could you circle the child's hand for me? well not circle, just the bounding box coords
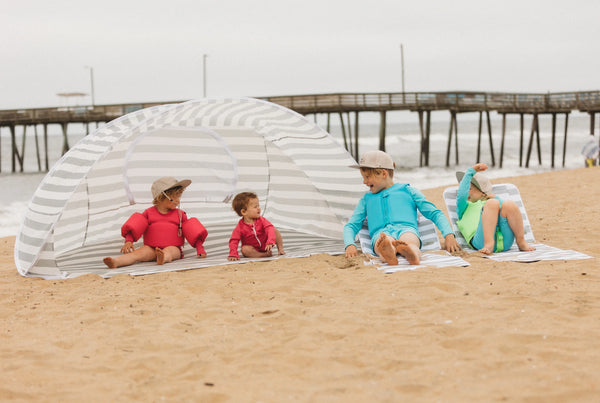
[265,244,274,252]
[198,253,207,258]
[228,256,239,261]
[444,234,461,253]
[472,163,488,172]
[345,245,358,258]
[121,241,134,254]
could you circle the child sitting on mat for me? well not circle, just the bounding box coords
[456,163,535,254]
[103,177,207,269]
[344,150,460,265]
[227,192,285,261]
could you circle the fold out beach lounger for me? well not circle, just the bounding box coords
[357,212,470,273]
[442,183,592,263]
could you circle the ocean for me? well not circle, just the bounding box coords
[1,111,594,238]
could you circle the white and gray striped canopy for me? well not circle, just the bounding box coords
[15,98,367,278]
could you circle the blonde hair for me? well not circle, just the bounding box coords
[152,186,184,206]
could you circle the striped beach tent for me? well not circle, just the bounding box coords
[15,98,367,279]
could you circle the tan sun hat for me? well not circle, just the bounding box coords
[151,177,191,200]
[351,150,396,169]
[456,171,492,194]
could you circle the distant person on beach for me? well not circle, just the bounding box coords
[344,150,460,265]
[227,192,285,261]
[581,134,599,167]
[455,163,535,255]
[103,177,208,269]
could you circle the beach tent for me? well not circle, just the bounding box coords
[15,98,367,279]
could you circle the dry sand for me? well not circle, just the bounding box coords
[1,167,599,402]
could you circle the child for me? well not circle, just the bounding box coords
[228,192,285,261]
[344,150,460,265]
[456,163,535,254]
[103,177,208,269]
[581,134,599,167]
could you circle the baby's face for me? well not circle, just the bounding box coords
[242,198,261,219]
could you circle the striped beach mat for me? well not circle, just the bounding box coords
[357,212,470,272]
[443,184,592,262]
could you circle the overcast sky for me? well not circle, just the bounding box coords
[2,0,599,109]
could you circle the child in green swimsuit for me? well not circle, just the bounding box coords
[456,163,535,254]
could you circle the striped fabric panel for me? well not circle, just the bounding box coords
[15,105,175,276]
[381,252,470,273]
[482,243,591,263]
[16,98,367,278]
[443,184,591,262]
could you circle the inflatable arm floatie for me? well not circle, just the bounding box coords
[121,212,148,243]
[182,218,208,256]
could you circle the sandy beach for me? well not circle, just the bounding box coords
[1,167,599,402]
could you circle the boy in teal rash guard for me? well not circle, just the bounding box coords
[344,150,461,265]
[456,163,535,254]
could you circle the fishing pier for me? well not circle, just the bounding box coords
[1,91,599,173]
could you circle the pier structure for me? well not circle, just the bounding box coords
[1,91,599,173]
[263,91,600,168]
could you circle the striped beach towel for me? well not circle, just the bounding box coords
[443,184,592,262]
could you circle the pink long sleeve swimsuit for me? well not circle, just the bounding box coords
[228,216,276,258]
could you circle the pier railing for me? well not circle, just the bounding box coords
[0,101,175,125]
[1,91,599,125]
[262,91,600,114]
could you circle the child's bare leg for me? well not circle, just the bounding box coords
[480,198,500,254]
[392,232,421,265]
[156,246,182,265]
[275,228,285,255]
[241,245,272,258]
[374,232,398,265]
[103,245,156,269]
[500,201,536,251]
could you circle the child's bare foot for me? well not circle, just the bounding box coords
[156,247,165,265]
[376,233,398,265]
[517,240,535,252]
[392,240,420,265]
[103,257,117,269]
[478,245,494,255]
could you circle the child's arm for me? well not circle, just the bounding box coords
[228,224,242,261]
[457,167,478,219]
[408,187,461,252]
[181,214,208,257]
[343,197,367,257]
[261,217,277,249]
[120,212,149,253]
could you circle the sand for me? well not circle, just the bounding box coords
[1,167,599,402]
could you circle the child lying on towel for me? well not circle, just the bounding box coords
[103,177,208,269]
[456,163,535,255]
[344,150,460,265]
